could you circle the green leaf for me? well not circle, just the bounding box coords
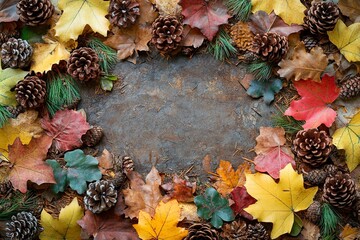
[20,25,48,44]
[247,78,283,105]
[194,187,235,228]
[46,160,67,193]
[290,214,303,236]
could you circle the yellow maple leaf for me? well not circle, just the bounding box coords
[0,111,43,159]
[328,20,360,62]
[244,164,318,239]
[213,160,251,196]
[251,0,306,25]
[40,198,84,240]
[53,0,110,43]
[332,111,360,171]
[133,200,188,240]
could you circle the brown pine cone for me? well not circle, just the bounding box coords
[221,219,247,240]
[84,180,118,214]
[82,126,103,147]
[322,172,357,209]
[6,105,25,118]
[17,0,54,26]
[301,34,319,52]
[0,181,13,197]
[184,223,219,240]
[15,76,46,109]
[253,32,288,63]
[292,128,332,167]
[67,47,101,82]
[6,211,42,240]
[303,168,328,186]
[339,75,360,100]
[122,156,135,174]
[247,223,269,240]
[304,1,340,35]
[108,0,140,28]
[230,21,254,52]
[0,22,20,46]
[304,200,321,224]
[1,38,33,68]
[151,15,183,54]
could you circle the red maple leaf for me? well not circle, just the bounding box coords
[285,75,340,129]
[41,110,90,152]
[230,186,256,220]
[179,0,230,41]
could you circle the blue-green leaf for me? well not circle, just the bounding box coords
[247,78,283,105]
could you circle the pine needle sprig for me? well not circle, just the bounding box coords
[247,61,273,81]
[272,112,303,135]
[225,0,252,21]
[87,37,118,74]
[320,203,340,240]
[208,29,238,61]
[0,105,11,128]
[0,191,40,220]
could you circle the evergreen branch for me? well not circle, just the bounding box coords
[0,106,11,128]
[247,61,273,81]
[208,29,238,61]
[0,191,40,220]
[320,203,340,240]
[225,0,252,21]
[272,112,303,135]
[87,37,118,74]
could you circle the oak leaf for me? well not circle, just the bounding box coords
[8,136,55,193]
[328,20,360,62]
[41,110,90,152]
[332,111,360,171]
[244,164,318,239]
[338,0,360,25]
[161,175,196,202]
[53,0,110,43]
[133,200,188,240]
[213,160,251,196]
[284,75,340,129]
[179,0,230,41]
[230,186,256,220]
[40,198,84,240]
[278,43,328,82]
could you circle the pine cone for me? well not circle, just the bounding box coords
[247,223,269,240]
[108,0,140,28]
[323,164,338,177]
[301,34,319,51]
[303,168,328,186]
[84,180,118,213]
[184,223,219,240]
[253,32,288,63]
[1,38,33,68]
[230,21,254,52]
[292,128,332,167]
[304,200,321,224]
[82,126,103,147]
[304,1,340,35]
[17,0,54,26]
[221,220,247,240]
[340,75,360,100]
[0,181,13,196]
[122,156,135,174]
[0,22,19,46]
[6,211,42,240]
[322,172,357,209]
[6,105,25,118]
[15,76,46,109]
[151,15,183,54]
[67,47,101,82]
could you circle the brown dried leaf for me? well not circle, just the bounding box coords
[161,175,196,202]
[180,25,205,48]
[299,220,320,240]
[155,0,181,16]
[254,127,286,155]
[96,149,114,176]
[340,224,360,240]
[338,0,360,23]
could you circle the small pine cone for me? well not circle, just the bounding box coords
[0,181,13,196]
[15,76,46,109]
[151,15,183,54]
[292,128,332,167]
[122,156,134,174]
[304,1,340,35]
[322,172,357,209]
[303,169,328,186]
[84,180,118,214]
[247,223,269,240]
[339,75,360,100]
[301,34,319,51]
[1,38,33,68]
[108,0,140,28]
[6,211,42,240]
[230,21,254,52]
[304,200,321,224]
[221,220,247,240]
[323,164,338,177]
[0,22,20,46]
[67,47,101,82]
[253,32,288,63]
[6,105,25,118]
[82,126,103,147]
[17,0,54,26]
[184,223,219,240]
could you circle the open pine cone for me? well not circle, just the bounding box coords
[230,22,254,52]
[1,38,33,68]
[67,47,101,82]
[6,212,42,240]
[221,219,247,240]
[0,23,19,46]
[82,126,103,147]
[15,76,46,109]
[84,180,118,213]
[184,223,219,240]
[340,75,360,100]
[253,32,288,63]
[108,0,140,28]
[17,0,54,26]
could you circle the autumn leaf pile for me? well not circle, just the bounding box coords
[0,0,360,239]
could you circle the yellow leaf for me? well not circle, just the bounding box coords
[133,200,188,240]
[251,0,306,25]
[244,164,318,239]
[332,111,360,171]
[40,198,84,240]
[178,202,199,221]
[0,111,43,159]
[328,20,360,62]
[155,0,181,16]
[340,224,360,240]
[54,0,110,43]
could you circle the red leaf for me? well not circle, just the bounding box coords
[230,186,256,220]
[161,175,196,202]
[41,110,90,152]
[179,0,230,41]
[284,75,340,129]
[8,136,55,193]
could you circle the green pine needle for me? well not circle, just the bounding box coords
[208,29,238,61]
[0,105,11,128]
[247,61,273,81]
[225,0,252,21]
[320,203,340,239]
[0,191,40,220]
[87,37,117,74]
[272,112,304,135]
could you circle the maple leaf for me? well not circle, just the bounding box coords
[178,203,199,221]
[40,198,84,240]
[41,110,90,152]
[179,0,230,41]
[248,11,303,37]
[8,136,55,193]
[284,75,340,129]
[338,0,360,23]
[328,20,360,62]
[53,0,110,43]
[251,0,306,25]
[278,43,328,82]
[161,175,196,203]
[78,210,139,240]
[332,111,360,171]
[123,167,163,218]
[0,0,19,22]
[339,224,360,240]
[244,164,318,239]
[213,160,251,196]
[230,186,256,220]
[133,200,188,240]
